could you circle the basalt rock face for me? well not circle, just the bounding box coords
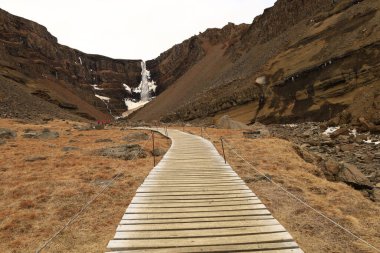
[0,8,142,119]
[131,0,380,126]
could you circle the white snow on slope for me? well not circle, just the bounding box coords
[124,99,149,110]
[364,139,380,145]
[91,84,104,90]
[323,126,340,135]
[95,94,110,102]
[123,83,132,93]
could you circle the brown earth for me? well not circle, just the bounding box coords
[0,119,170,252]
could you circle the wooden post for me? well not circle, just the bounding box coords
[220,137,226,164]
[201,127,203,137]
[152,131,156,166]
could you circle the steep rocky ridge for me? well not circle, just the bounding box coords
[0,8,142,120]
[130,0,380,126]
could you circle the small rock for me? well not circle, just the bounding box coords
[124,132,149,142]
[324,159,340,175]
[22,129,59,139]
[73,124,93,131]
[25,156,48,162]
[0,128,17,139]
[340,144,355,152]
[152,148,166,157]
[62,146,80,152]
[372,188,380,202]
[95,138,113,143]
[97,144,147,160]
[95,124,105,130]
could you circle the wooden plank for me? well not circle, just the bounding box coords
[129,199,262,208]
[120,215,275,225]
[107,243,300,253]
[107,243,301,253]
[114,225,286,239]
[125,204,266,213]
[135,189,252,196]
[136,185,249,192]
[107,232,294,250]
[122,209,271,219]
[132,192,256,200]
[118,218,279,229]
[130,196,258,203]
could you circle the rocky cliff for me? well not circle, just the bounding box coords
[130,0,380,127]
[0,8,142,120]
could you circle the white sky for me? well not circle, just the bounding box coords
[0,0,276,60]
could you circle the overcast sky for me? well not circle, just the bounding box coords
[0,0,276,60]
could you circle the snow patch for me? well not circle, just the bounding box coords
[349,129,357,137]
[91,84,104,90]
[323,126,340,135]
[363,139,380,145]
[124,99,149,110]
[78,57,82,65]
[95,94,110,102]
[123,83,132,93]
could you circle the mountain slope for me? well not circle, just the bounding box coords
[0,8,142,120]
[130,0,380,126]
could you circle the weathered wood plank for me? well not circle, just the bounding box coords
[118,218,279,229]
[107,244,301,253]
[129,199,262,207]
[122,209,271,219]
[114,225,286,239]
[107,232,294,250]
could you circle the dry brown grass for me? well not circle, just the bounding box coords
[182,126,380,253]
[0,119,170,253]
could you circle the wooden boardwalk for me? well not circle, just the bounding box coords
[107,129,303,252]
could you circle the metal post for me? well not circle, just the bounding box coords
[220,137,226,164]
[152,130,156,166]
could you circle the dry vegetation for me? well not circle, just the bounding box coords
[183,126,380,253]
[0,119,170,253]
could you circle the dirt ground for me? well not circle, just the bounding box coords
[184,126,380,253]
[0,119,170,253]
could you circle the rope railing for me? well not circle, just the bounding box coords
[201,128,380,253]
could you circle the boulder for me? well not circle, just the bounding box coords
[216,115,250,130]
[97,144,147,160]
[0,128,17,139]
[124,132,149,142]
[336,163,372,189]
[330,127,349,139]
[358,117,380,134]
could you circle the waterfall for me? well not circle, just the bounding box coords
[140,61,150,102]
